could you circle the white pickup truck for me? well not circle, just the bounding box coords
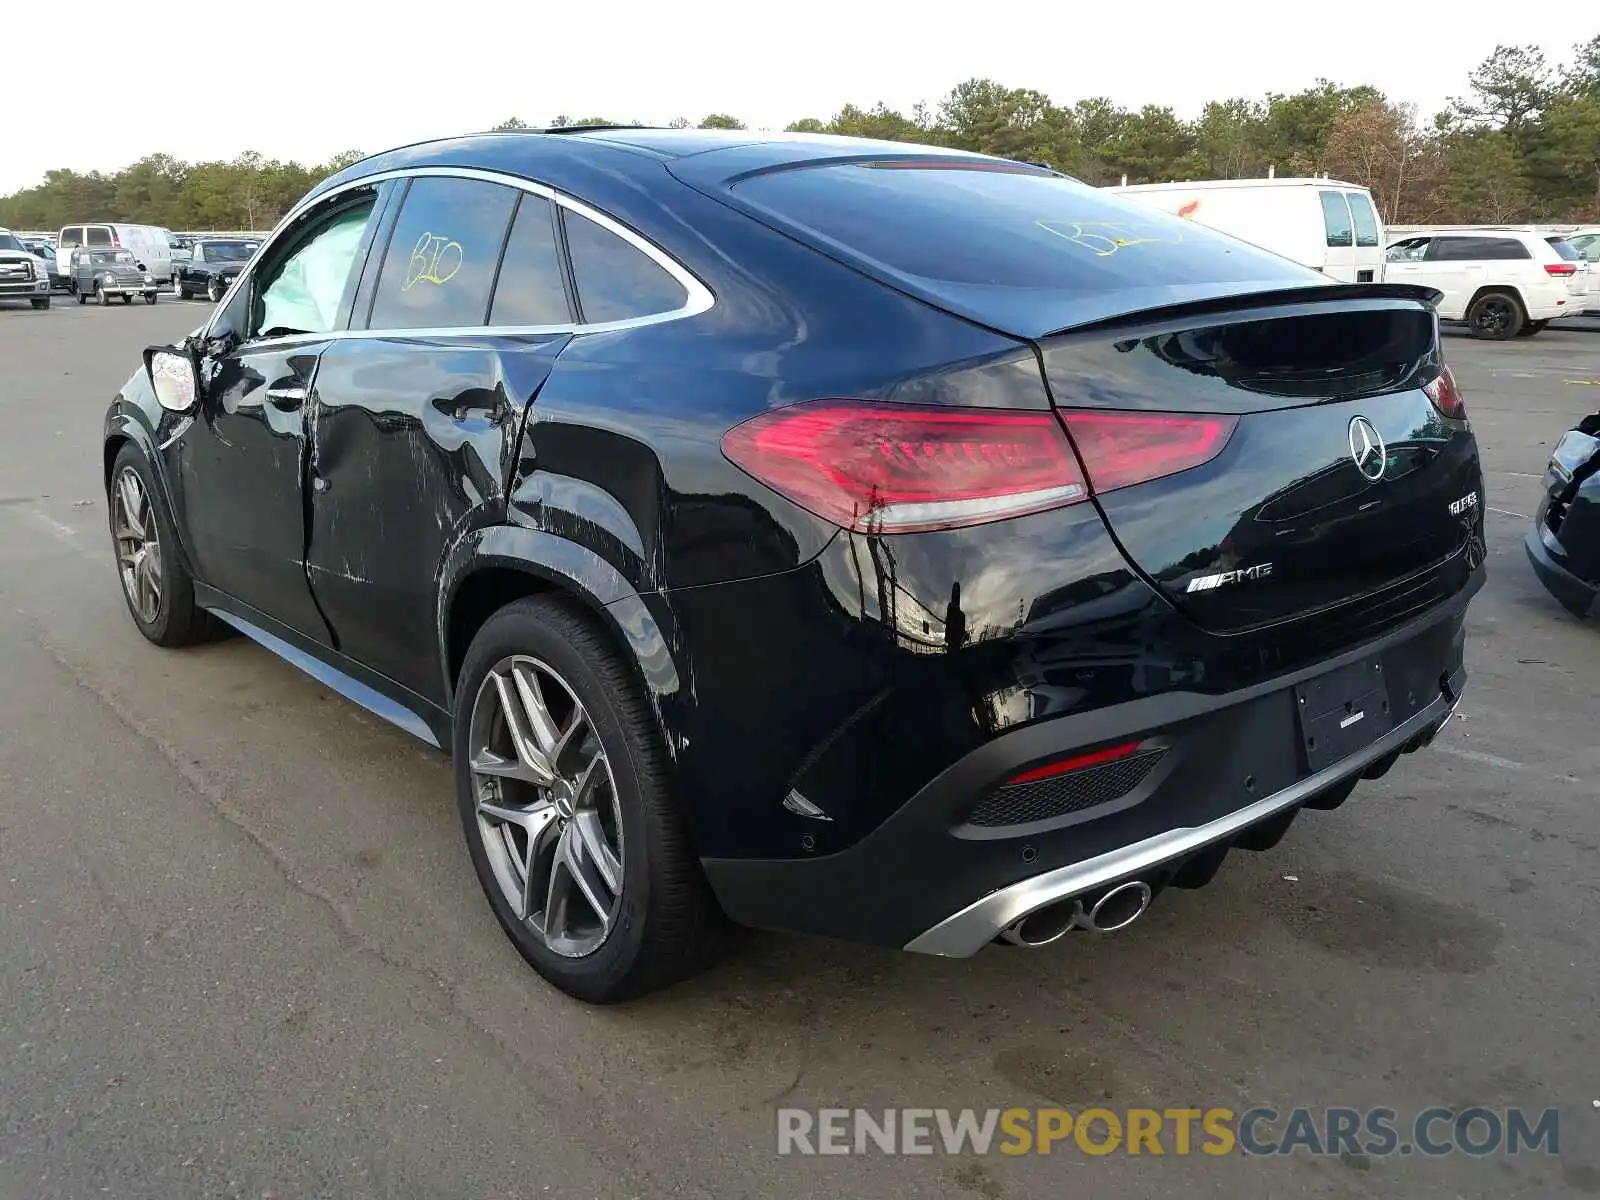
[0,227,52,309]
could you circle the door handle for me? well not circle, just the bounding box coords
[265,384,306,410]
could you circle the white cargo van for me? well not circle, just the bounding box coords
[1106,178,1387,283]
[55,223,175,285]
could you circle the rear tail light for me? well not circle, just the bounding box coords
[720,401,1087,533]
[1424,365,1467,420]
[1057,410,1237,494]
[721,401,1236,533]
[109,229,121,247]
[1545,263,1577,277]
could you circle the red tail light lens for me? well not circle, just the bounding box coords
[1424,365,1467,420]
[1545,263,1577,277]
[720,400,1088,533]
[1057,410,1237,494]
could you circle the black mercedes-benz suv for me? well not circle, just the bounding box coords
[104,129,1485,1002]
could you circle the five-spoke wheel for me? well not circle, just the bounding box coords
[469,655,625,959]
[112,465,162,624]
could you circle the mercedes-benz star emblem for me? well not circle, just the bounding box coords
[1348,416,1386,482]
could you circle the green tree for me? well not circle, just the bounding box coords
[1447,44,1555,136]
[785,117,826,133]
[1437,131,1534,222]
[491,117,530,130]
[698,114,745,129]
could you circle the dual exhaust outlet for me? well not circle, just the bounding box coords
[1000,880,1153,948]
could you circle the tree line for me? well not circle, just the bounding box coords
[3,37,1598,232]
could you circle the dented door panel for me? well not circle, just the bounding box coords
[305,332,570,701]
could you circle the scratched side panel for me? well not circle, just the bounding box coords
[305,333,568,702]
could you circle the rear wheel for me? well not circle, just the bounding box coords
[107,444,219,647]
[1516,319,1549,337]
[77,289,87,305]
[453,596,729,1003]
[1466,291,1523,340]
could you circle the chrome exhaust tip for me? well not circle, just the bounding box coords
[1000,898,1083,947]
[1079,880,1153,934]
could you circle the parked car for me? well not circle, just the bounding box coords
[1566,228,1600,313]
[72,247,160,304]
[0,226,52,308]
[1106,177,1387,283]
[168,233,195,262]
[172,238,259,300]
[57,223,175,285]
[1527,412,1600,618]
[104,129,1484,1002]
[1385,229,1588,338]
[21,239,70,290]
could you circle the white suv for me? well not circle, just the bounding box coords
[1384,229,1589,339]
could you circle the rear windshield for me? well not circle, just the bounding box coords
[1547,238,1580,261]
[731,163,1311,297]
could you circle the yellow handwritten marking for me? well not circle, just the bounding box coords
[1563,379,1600,386]
[1037,220,1174,257]
[403,232,463,290]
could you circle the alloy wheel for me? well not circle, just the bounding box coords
[468,655,624,958]
[1473,298,1512,335]
[112,466,162,623]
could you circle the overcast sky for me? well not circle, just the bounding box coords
[3,0,1589,195]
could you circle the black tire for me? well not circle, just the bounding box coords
[206,277,221,303]
[97,282,111,306]
[174,277,187,299]
[453,596,729,1003]
[107,443,220,648]
[30,296,49,309]
[77,289,87,305]
[1515,320,1549,337]
[121,293,132,304]
[144,291,158,305]
[1466,290,1524,340]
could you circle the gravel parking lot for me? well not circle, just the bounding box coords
[2,298,1598,1199]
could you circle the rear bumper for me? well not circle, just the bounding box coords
[703,587,1473,953]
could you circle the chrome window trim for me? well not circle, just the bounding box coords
[205,165,715,351]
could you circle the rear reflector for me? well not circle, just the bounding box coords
[1545,263,1577,277]
[1424,365,1467,420]
[1008,741,1143,784]
[720,400,1088,533]
[1057,410,1237,494]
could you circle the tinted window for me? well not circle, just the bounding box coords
[1432,237,1531,262]
[564,210,687,323]
[1387,238,1430,262]
[368,176,517,330]
[59,227,83,248]
[733,164,1308,297]
[202,240,256,262]
[0,232,23,252]
[1547,238,1580,261]
[1347,193,1380,247]
[252,197,375,338]
[488,195,571,326]
[86,226,112,246]
[1318,192,1353,247]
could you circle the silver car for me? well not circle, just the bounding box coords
[71,248,160,305]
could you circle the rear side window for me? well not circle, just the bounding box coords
[1318,192,1353,247]
[1547,238,1580,261]
[732,163,1305,296]
[1347,194,1380,247]
[86,226,112,246]
[1431,237,1531,262]
[488,195,571,326]
[60,227,83,248]
[564,210,687,323]
[368,176,518,330]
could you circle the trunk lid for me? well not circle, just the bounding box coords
[1039,290,1483,633]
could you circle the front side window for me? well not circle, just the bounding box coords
[1387,238,1430,262]
[251,196,376,339]
[1347,193,1380,247]
[367,176,518,330]
[488,194,571,326]
[86,226,112,246]
[1318,191,1353,248]
[564,210,688,323]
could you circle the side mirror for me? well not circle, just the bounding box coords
[144,346,200,413]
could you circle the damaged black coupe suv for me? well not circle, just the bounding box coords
[104,129,1485,1001]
